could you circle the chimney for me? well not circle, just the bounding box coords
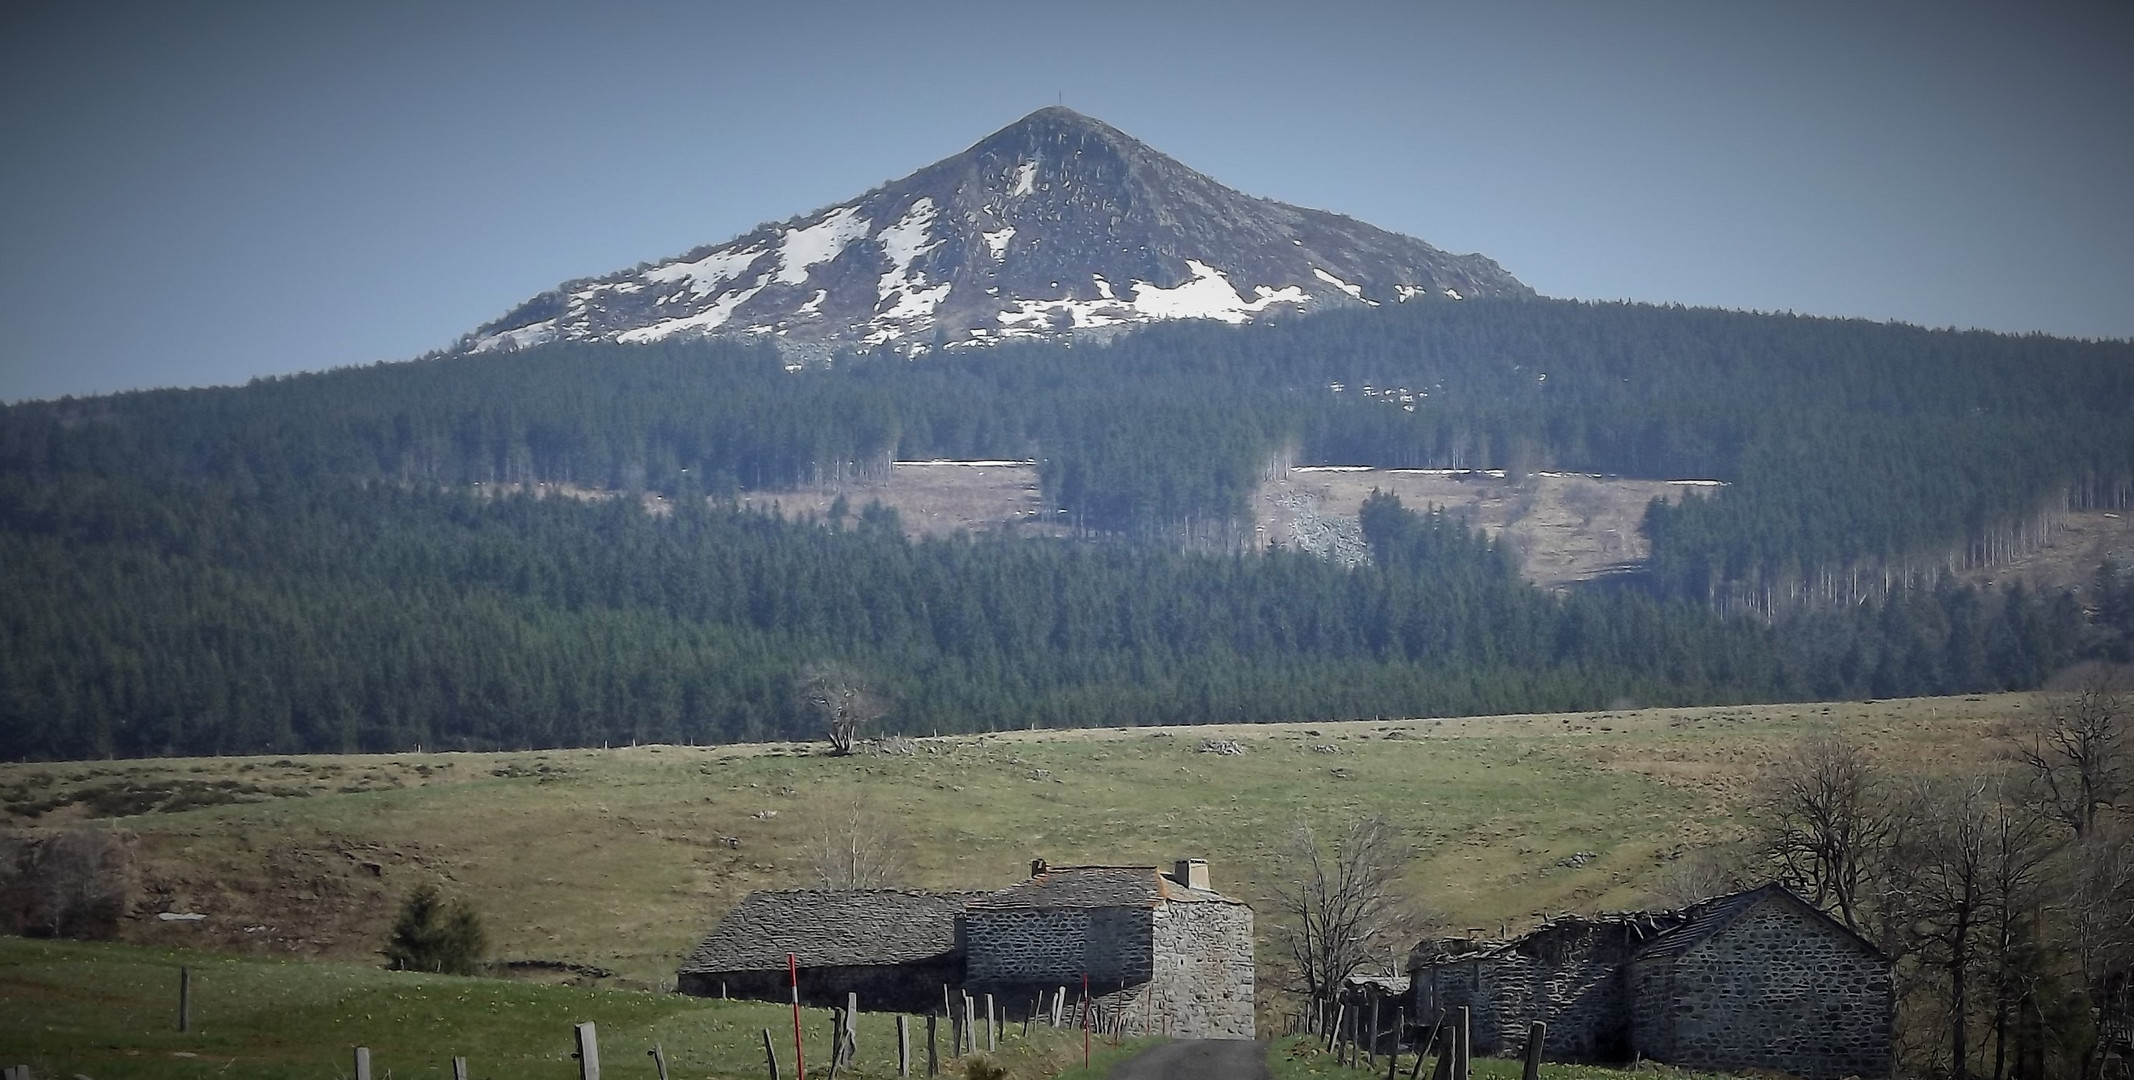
[1173,858,1210,891]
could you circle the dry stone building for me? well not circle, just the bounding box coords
[1409,883,1890,1080]
[1629,884,1892,1080]
[676,889,983,1012]
[964,860,1255,1039]
[677,858,1254,1038]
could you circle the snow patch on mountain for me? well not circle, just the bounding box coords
[777,206,868,285]
[983,226,1015,259]
[1132,261,1309,323]
[645,246,768,298]
[620,274,770,343]
[453,107,1532,357]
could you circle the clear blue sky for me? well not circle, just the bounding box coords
[3,0,2129,402]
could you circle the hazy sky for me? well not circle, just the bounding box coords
[3,0,2129,402]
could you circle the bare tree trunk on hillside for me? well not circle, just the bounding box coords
[2009,677,2129,839]
[1758,734,1894,933]
[797,661,888,756]
[805,797,910,889]
[1269,816,1421,1024]
[26,829,134,940]
[2067,819,2134,1080]
[1890,776,2058,1080]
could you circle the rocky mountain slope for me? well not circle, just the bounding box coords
[460,107,1532,356]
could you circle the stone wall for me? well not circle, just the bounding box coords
[963,902,1253,1039]
[1631,897,1891,1080]
[1412,921,1648,1061]
[965,907,1153,987]
[1149,901,1255,1039]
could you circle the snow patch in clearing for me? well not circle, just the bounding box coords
[1010,161,1037,196]
[776,206,869,285]
[1668,479,1728,487]
[1443,287,1464,300]
[796,290,827,317]
[1394,284,1422,302]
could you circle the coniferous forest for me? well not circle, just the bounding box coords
[2,298,2131,759]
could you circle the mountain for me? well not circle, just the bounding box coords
[459,107,1534,356]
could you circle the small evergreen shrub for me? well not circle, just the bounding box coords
[383,883,487,975]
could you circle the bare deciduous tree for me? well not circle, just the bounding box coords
[1268,816,1420,1027]
[1642,848,1748,910]
[805,797,910,890]
[1892,776,1998,1080]
[18,828,135,940]
[797,661,887,756]
[2010,677,2129,838]
[2066,819,2134,1080]
[1758,733,1894,933]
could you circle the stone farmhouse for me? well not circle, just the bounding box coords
[1410,883,1891,1080]
[677,858,1254,1038]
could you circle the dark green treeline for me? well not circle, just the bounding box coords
[0,474,2099,760]
[5,299,2129,596]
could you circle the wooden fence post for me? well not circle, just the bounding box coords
[1455,1007,1471,1080]
[826,1012,844,1079]
[452,1056,469,1080]
[842,994,859,1068]
[962,994,976,1055]
[575,1021,601,1080]
[926,1014,939,1076]
[762,1028,781,1080]
[178,965,191,1033]
[1325,1003,1344,1053]
[897,1014,911,1078]
[1408,1012,1442,1080]
[1522,1021,1546,1080]
[985,994,997,1051]
[353,1047,372,1080]
[1386,1008,1406,1080]
[650,1042,671,1080]
[1368,997,1381,1065]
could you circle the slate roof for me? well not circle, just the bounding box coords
[1633,882,1885,960]
[966,865,1244,911]
[679,890,987,973]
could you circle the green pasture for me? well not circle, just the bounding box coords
[0,936,1104,1080]
[1,696,2024,1014]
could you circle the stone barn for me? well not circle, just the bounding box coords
[676,889,984,1013]
[1629,883,1892,1080]
[1408,883,1891,1079]
[963,859,1255,1039]
[1410,911,1684,1062]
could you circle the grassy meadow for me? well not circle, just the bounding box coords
[0,935,1119,1079]
[1,693,2037,1073]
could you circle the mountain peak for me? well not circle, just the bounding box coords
[460,110,1533,356]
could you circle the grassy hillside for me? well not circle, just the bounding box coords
[3,694,2027,999]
